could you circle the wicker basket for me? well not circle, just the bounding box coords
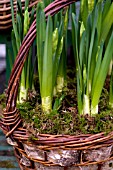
[0,0,39,30]
[1,0,113,169]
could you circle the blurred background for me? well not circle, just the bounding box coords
[0,44,6,94]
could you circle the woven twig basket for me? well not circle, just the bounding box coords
[0,0,38,30]
[1,0,113,169]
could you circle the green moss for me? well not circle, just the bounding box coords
[19,98,113,136]
[17,75,113,136]
[0,160,16,168]
[0,93,6,107]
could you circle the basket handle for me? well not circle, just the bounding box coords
[6,0,77,112]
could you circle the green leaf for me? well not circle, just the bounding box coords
[92,32,113,108]
[10,0,21,50]
[30,7,35,26]
[109,65,113,107]
[96,2,102,41]
[25,0,29,11]
[36,2,46,91]
[16,13,23,41]
[80,0,88,27]
[41,15,53,98]
[100,2,113,42]
[91,42,104,96]
[17,0,23,20]
[24,7,30,36]
[102,0,111,20]
[88,0,95,12]
[11,30,17,59]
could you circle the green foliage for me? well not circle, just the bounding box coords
[36,2,68,113]
[19,97,113,135]
[72,0,113,115]
[10,0,36,103]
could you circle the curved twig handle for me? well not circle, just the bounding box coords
[6,0,77,112]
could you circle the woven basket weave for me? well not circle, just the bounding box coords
[0,0,38,30]
[1,0,113,169]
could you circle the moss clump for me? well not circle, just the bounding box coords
[17,75,113,136]
[0,160,16,168]
[18,97,113,136]
[0,93,6,118]
[0,93,6,107]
